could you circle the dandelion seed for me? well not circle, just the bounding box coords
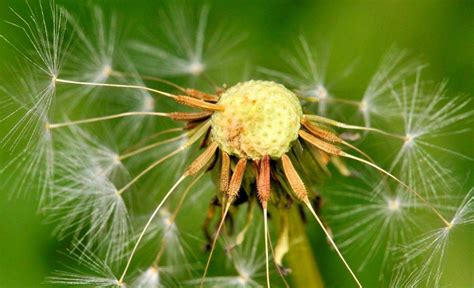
[48,243,121,287]
[0,72,55,204]
[129,2,243,80]
[325,172,420,280]
[388,72,474,196]
[393,188,473,287]
[2,1,69,80]
[48,127,130,260]
[56,6,122,107]
[259,36,332,115]
[359,47,421,128]
[0,1,69,203]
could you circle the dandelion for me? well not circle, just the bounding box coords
[259,36,332,115]
[324,171,421,281]
[48,243,122,287]
[353,47,422,129]
[392,188,473,287]
[0,71,55,204]
[46,126,130,260]
[129,1,244,82]
[388,73,473,195]
[58,5,118,107]
[0,1,472,288]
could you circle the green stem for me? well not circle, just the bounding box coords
[286,204,324,288]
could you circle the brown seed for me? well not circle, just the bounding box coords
[299,130,342,156]
[169,111,213,121]
[220,151,231,193]
[301,118,342,143]
[227,159,247,198]
[175,95,224,111]
[257,155,271,204]
[185,142,219,176]
[185,88,219,102]
[281,154,308,202]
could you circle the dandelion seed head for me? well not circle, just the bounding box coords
[1,2,471,287]
[211,80,302,160]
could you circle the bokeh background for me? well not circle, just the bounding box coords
[0,0,472,287]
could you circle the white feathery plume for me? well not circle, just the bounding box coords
[48,243,122,287]
[359,47,420,128]
[47,126,130,261]
[1,1,69,82]
[388,71,473,196]
[325,172,421,280]
[0,72,55,204]
[0,1,69,203]
[129,173,211,267]
[58,6,121,109]
[108,62,172,150]
[140,208,190,266]
[112,173,211,286]
[129,1,243,80]
[63,6,118,83]
[131,264,191,288]
[258,36,332,115]
[392,188,473,287]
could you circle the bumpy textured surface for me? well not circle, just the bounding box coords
[211,80,302,160]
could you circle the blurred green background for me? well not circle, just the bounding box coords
[0,0,472,287]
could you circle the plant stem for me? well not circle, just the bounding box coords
[286,204,324,288]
